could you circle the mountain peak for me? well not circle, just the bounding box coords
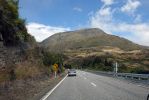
[66,28,105,34]
[41,28,141,51]
[75,28,103,31]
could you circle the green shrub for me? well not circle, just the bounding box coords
[0,0,35,46]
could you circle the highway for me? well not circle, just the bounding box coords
[45,70,149,100]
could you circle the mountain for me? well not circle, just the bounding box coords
[41,28,142,51]
[41,28,149,73]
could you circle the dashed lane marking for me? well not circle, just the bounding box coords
[91,82,97,87]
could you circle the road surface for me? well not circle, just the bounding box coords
[45,70,149,100]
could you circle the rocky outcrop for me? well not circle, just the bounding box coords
[0,45,20,69]
[0,45,6,69]
[0,41,37,72]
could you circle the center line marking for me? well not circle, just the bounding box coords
[91,82,96,87]
[137,85,141,87]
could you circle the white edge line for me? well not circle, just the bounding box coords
[91,82,96,87]
[40,74,68,100]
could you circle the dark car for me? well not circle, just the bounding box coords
[68,69,76,76]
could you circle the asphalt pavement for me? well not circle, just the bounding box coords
[45,70,149,100]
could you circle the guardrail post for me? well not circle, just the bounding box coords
[138,75,141,80]
[131,75,133,79]
[125,75,127,78]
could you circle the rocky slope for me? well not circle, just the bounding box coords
[0,1,64,99]
[0,0,54,84]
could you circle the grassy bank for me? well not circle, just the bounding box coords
[0,72,67,100]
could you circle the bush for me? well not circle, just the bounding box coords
[0,0,35,46]
[9,69,16,81]
[81,55,114,71]
[129,67,148,74]
[42,51,59,66]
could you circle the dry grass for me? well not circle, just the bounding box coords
[15,61,41,80]
[0,71,9,83]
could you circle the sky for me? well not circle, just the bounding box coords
[19,0,149,46]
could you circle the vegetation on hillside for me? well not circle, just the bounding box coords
[65,50,149,74]
[41,49,65,74]
[0,0,35,46]
[0,0,64,83]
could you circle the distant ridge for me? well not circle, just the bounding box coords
[41,28,142,51]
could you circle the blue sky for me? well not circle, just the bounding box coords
[19,0,149,46]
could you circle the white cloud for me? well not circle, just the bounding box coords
[26,22,70,42]
[121,0,141,14]
[115,23,149,45]
[90,1,149,46]
[99,7,112,16]
[73,7,82,12]
[90,6,114,34]
[101,0,114,6]
[91,15,149,46]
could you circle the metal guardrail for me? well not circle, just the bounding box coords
[86,70,149,80]
[116,73,149,80]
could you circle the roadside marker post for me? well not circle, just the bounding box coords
[53,64,58,78]
[113,62,118,76]
[115,62,118,76]
[55,71,57,78]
